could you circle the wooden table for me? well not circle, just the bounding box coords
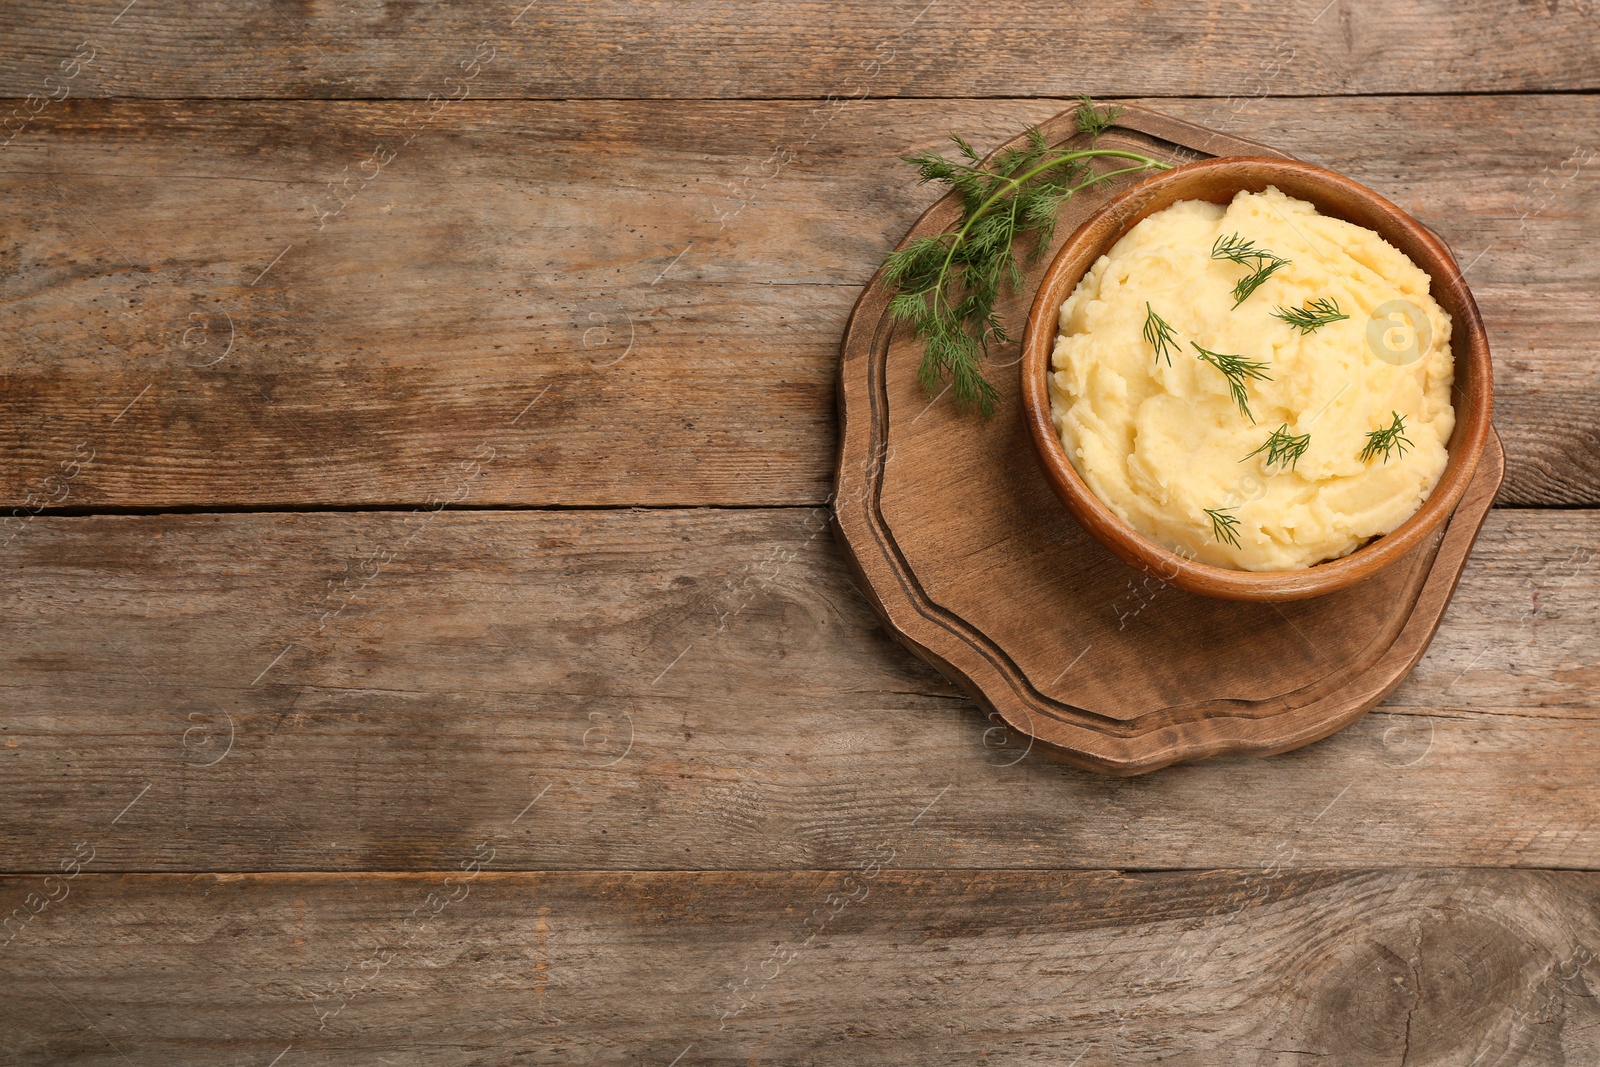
[1,2,1597,1062]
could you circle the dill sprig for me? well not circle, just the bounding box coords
[1191,342,1272,422]
[1074,94,1123,141]
[1210,233,1278,266]
[1142,302,1180,367]
[1228,257,1288,307]
[1211,233,1291,308]
[882,103,1173,416]
[1360,411,1414,463]
[1243,424,1311,471]
[1204,506,1242,548]
[1272,296,1349,334]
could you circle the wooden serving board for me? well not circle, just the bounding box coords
[833,105,1505,776]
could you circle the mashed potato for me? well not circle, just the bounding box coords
[1049,186,1455,571]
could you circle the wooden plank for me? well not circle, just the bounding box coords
[1,507,1595,873]
[2,868,1598,1063]
[1,95,1595,509]
[0,0,1596,100]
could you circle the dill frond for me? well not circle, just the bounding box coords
[1191,342,1272,422]
[1204,506,1242,548]
[1272,296,1348,334]
[1074,94,1124,141]
[1211,232,1291,308]
[1360,412,1414,463]
[1243,424,1311,471]
[882,110,1172,416]
[1142,303,1180,367]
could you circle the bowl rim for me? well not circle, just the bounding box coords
[1020,155,1494,602]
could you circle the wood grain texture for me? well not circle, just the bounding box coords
[1,507,1595,873]
[3,869,1599,1065]
[0,95,1594,509]
[1,0,1597,99]
[0,2,1593,1057]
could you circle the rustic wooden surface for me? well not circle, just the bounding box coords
[6,870,1600,1064]
[0,95,1597,507]
[2,505,1597,874]
[1,0,1597,98]
[2,1,1598,1063]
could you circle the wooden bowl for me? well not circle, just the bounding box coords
[1020,157,1493,602]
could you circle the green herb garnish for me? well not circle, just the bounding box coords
[1243,424,1311,471]
[1360,412,1413,463]
[1211,233,1290,307]
[1272,296,1349,334]
[1191,342,1272,422]
[1205,506,1242,548]
[1142,303,1180,367]
[882,101,1173,416]
[1073,94,1123,141]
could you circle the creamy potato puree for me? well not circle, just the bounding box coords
[1049,186,1454,571]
